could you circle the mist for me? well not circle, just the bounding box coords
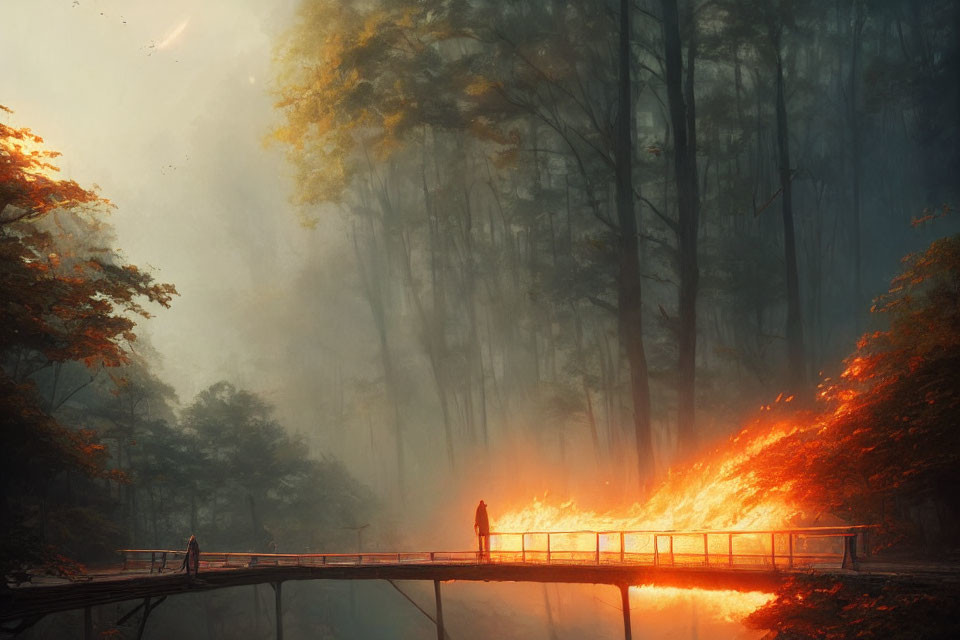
[2,0,958,638]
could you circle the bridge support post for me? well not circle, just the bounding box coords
[434,580,445,640]
[619,584,632,640]
[272,582,283,640]
[136,597,151,640]
[253,585,260,636]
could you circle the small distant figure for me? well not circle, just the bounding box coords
[181,534,200,579]
[474,500,490,562]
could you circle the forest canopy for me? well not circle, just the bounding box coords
[271,0,960,496]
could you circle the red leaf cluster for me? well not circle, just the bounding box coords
[0,107,108,225]
[739,234,960,546]
[1,110,177,369]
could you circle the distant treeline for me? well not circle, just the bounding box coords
[0,115,376,577]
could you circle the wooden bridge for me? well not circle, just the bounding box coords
[1,526,872,639]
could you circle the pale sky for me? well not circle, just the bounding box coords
[1,0,543,516]
[1,0,333,405]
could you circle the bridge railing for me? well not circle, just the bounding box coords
[120,526,870,575]
[119,550,485,574]
[489,525,870,570]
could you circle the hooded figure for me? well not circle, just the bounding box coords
[474,500,490,561]
[181,535,200,578]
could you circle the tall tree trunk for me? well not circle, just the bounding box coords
[461,177,489,450]
[387,142,456,472]
[775,49,806,392]
[190,491,198,535]
[848,3,865,332]
[352,216,407,501]
[572,304,602,463]
[661,0,701,456]
[150,488,159,549]
[615,0,654,484]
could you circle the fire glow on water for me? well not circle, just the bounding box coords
[629,586,774,623]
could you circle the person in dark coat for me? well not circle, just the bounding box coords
[181,535,200,578]
[474,500,490,561]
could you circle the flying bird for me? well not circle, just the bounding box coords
[157,18,190,50]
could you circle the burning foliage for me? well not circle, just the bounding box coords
[740,232,960,550]
[493,233,960,635]
[498,233,960,545]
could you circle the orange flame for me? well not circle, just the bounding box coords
[492,420,800,538]
[487,420,807,626]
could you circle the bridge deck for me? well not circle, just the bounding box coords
[0,526,878,625]
[2,562,791,623]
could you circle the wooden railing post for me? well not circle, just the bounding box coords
[521,534,526,563]
[770,533,776,570]
[596,532,601,565]
[842,533,859,570]
[728,533,733,567]
[669,535,674,565]
[703,533,709,566]
[620,532,625,564]
[150,552,155,574]
[653,535,659,567]
[788,533,794,569]
[547,533,551,564]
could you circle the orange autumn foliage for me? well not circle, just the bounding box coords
[0,105,108,225]
[0,108,177,368]
[739,233,960,546]
[1,110,173,576]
